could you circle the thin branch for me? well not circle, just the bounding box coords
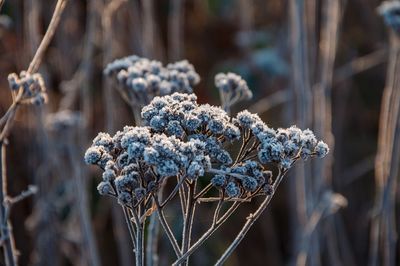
[7,185,38,205]
[0,0,5,12]
[194,183,212,200]
[181,181,196,266]
[123,207,137,250]
[168,0,184,61]
[152,194,181,257]
[172,201,242,265]
[214,169,287,265]
[0,142,16,266]
[135,221,145,266]
[161,175,186,207]
[27,0,68,74]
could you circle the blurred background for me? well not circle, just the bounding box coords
[0,0,399,265]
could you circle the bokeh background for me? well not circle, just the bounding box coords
[0,0,398,265]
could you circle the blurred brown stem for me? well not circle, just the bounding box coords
[168,0,184,61]
[369,32,400,266]
[27,0,68,74]
[0,142,16,266]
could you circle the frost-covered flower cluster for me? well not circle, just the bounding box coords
[378,1,400,33]
[137,92,328,198]
[234,110,329,169]
[211,161,274,198]
[87,57,331,265]
[103,55,200,106]
[215,72,252,111]
[141,93,241,164]
[84,125,211,206]
[7,71,47,106]
[86,92,328,202]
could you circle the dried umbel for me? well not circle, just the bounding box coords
[104,55,200,107]
[139,93,328,199]
[215,72,253,112]
[85,126,211,207]
[7,71,48,106]
[378,1,400,34]
[85,93,329,256]
[88,65,328,264]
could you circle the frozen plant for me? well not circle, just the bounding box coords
[104,55,200,108]
[7,72,48,106]
[215,72,252,113]
[86,89,328,265]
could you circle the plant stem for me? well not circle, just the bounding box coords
[181,181,196,266]
[123,207,137,250]
[214,169,286,266]
[0,141,16,266]
[153,195,181,257]
[168,0,183,61]
[0,0,5,12]
[146,186,164,266]
[27,0,68,74]
[369,32,400,266]
[194,183,212,200]
[161,175,185,207]
[146,209,158,266]
[172,201,241,265]
[136,222,145,266]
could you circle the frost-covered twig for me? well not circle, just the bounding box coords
[214,168,287,266]
[27,0,68,74]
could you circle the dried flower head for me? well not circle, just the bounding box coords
[85,124,211,208]
[215,72,252,112]
[104,55,200,107]
[87,57,331,266]
[7,71,48,106]
[91,69,328,205]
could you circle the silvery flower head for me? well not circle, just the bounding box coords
[97,181,114,195]
[314,141,329,158]
[85,85,330,207]
[215,72,252,112]
[7,71,48,106]
[104,55,201,107]
[225,181,240,197]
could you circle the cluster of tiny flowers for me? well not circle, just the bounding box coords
[139,93,328,197]
[7,71,47,105]
[215,72,252,110]
[211,161,274,198]
[234,110,329,169]
[84,125,210,206]
[141,93,241,165]
[103,55,200,106]
[378,1,400,33]
[86,85,328,203]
